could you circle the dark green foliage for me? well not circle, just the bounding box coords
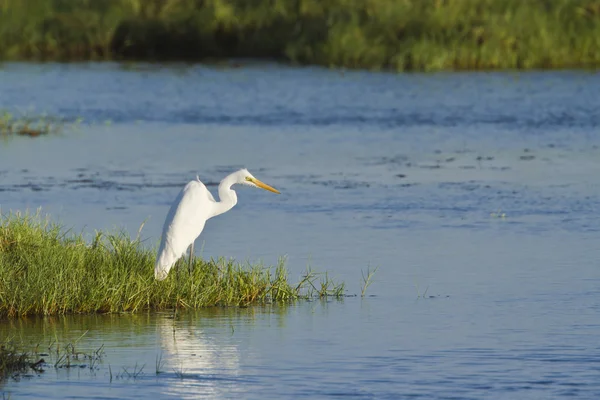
[0,344,32,379]
[1,0,599,70]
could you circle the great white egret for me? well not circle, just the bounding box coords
[154,168,280,280]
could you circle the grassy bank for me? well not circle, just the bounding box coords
[0,212,343,318]
[1,0,599,71]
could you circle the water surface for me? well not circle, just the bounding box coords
[1,63,599,399]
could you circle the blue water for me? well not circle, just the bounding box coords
[1,63,600,399]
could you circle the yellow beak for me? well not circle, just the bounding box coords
[250,177,280,194]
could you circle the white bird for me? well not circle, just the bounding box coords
[154,168,280,280]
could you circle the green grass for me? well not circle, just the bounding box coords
[0,211,344,318]
[1,0,600,71]
[0,111,69,138]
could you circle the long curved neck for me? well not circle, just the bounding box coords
[211,172,239,218]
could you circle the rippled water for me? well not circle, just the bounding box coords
[1,63,600,399]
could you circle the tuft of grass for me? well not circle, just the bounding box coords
[361,266,378,297]
[414,282,430,299]
[117,363,145,380]
[0,344,37,380]
[173,365,187,380]
[296,267,345,299]
[0,111,70,138]
[490,209,507,219]
[1,0,600,71]
[48,331,104,370]
[0,335,105,382]
[0,211,345,317]
[155,352,165,375]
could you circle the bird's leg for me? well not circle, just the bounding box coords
[188,242,195,274]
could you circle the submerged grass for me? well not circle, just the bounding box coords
[0,344,37,380]
[1,0,600,71]
[0,111,69,138]
[0,211,344,318]
[0,334,103,381]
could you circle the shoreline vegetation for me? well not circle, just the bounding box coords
[1,0,599,71]
[0,212,344,318]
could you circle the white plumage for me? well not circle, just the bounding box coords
[154,169,280,280]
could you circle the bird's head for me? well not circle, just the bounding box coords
[238,169,280,194]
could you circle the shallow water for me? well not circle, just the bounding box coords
[1,63,600,399]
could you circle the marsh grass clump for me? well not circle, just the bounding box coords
[0,212,344,317]
[0,111,68,138]
[1,0,600,70]
[0,334,104,381]
[0,344,36,380]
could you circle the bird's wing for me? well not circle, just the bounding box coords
[154,180,215,280]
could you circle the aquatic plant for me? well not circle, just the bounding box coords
[0,344,39,380]
[0,333,103,381]
[0,211,344,317]
[0,111,67,138]
[0,0,599,71]
[360,266,378,297]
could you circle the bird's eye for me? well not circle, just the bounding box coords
[245,177,253,182]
